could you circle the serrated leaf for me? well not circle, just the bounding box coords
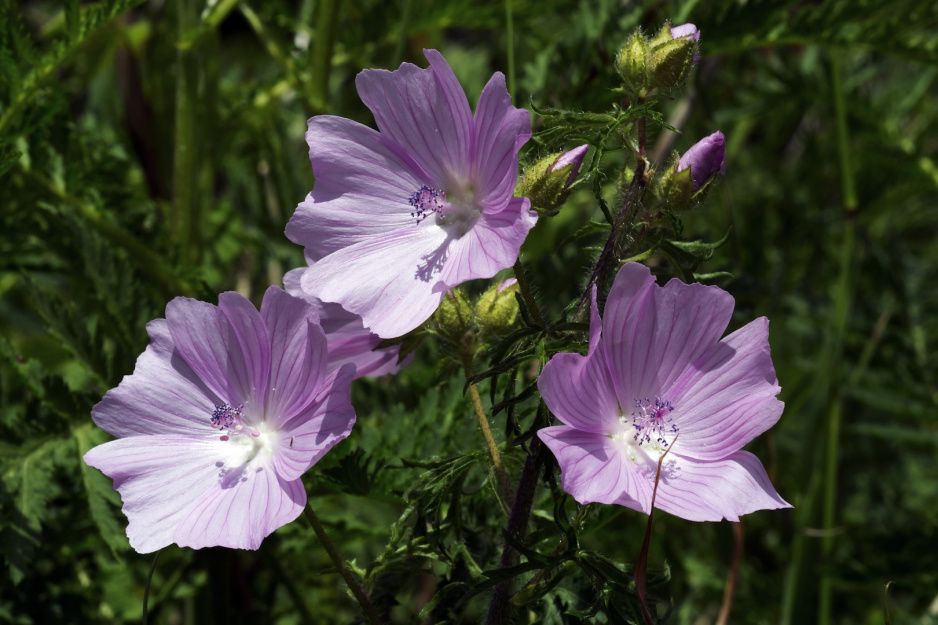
[73,424,128,556]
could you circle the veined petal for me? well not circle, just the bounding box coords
[356,49,472,191]
[538,426,651,512]
[471,71,531,211]
[302,226,450,339]
[286,116,426,261]
[654,451,790,521]
[83,435,304,552]
[218,292,271,421]
[260,287,328,423]
[438,197,536,288]
[668,318,783,460]
[91,319,218,437]
[602,263,734,403]
[165,297,236,403]
[274,365,356,481]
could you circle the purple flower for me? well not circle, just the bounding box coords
[677,131,726,192]
[83,287,356,552]
[537,263,789,521]
[284,267,412,378]
[286,49,536,339]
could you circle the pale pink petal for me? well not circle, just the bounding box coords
[437,197,536,288]
[601,263,734,403]
[84,435,304,552]
[356,49,472,190]
[668,318,783,460]
[273,365,356,481]
[217,292,270,420]
[538,426,651,512]
[654,451,790,521]
[301,226,450,338]
[91,319,218,437]
[537,290,620,435]
[164,297,234,402]
[471,71,531,211]
[285,116,425,261]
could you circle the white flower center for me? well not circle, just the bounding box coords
[408,184,480,237]
[609,396,679,467]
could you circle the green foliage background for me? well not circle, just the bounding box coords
[1,0,936,623]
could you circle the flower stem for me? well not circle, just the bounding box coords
[463,358,513,503]
[303,502,382,625]
[512,259,546,327]
[504,0,515,99]
[716,521,744,625]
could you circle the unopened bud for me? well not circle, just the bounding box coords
[615,30,649,95]
[647,22,700,93]
[515,145,588,216]
[433,288,473,342]
[677,131,725,192]
[476,279,520,337]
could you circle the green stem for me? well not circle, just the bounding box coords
[818,48,858,625]
[174,0,200,265]
[392,0,413,67]
[310,0,340,110]
[303,503,382,625]
[512,259,546,328]
[505,0,515,99]
[464,357,513,504]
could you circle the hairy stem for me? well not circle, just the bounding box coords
[303,503,382,625]
[464,358,513,503]
[512,258,546,327]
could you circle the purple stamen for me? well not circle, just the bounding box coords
[408,185,446,223]
[631,396,678,447]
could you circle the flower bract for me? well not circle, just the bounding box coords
[286,49,536,338]
[83,287,356,552]
[537,263,789,521]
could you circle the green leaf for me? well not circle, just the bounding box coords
[73,424,128,556]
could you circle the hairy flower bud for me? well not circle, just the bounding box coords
[476,279,520,337]
[615,30,649,95]
[433,288,474,343]
[515,145,589,216]
[647,22,700,93]
[677,131,725,192]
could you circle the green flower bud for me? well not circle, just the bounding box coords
[515,146,588,216]
[433,288,473,343]
[653,155,695,213]
[615,30,649,96]
[475,279,520,337]
[647,22,700,93]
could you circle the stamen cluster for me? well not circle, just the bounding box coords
[408,185,446,223]
[630,397,677,447]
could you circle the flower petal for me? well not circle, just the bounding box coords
[538,292,620,435]
[84,435,305,552]
[538,426,651,512]
[301,226,450,338]
[356,49,472,190]
[260,286,328,423]
[91,319,218,437]
[274,364,356,481]
[668,317,783,460]
[654,451,790,521]
[285,116,426,261]
[438,197,536,288]
[601,263,734,404]
[218,292,271,421]
[471,71,530,211]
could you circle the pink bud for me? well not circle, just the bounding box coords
[677,131,725,192]
[550,145,589,188]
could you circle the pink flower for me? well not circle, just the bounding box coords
[677,131,726,192]
[83,287,356,552]
[551,145,589,188]
[537,263,789,521]
[286,49,536,339]
[283,267,412,378]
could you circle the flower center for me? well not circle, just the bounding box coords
[408,184,479,236]
[630,397,678,448]
[211,403,260,441]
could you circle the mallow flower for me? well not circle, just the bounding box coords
[284,267,412,378]
[286,49,536,339]
[83,287,356,552]
[677,131,726,192]
[537,263,789,521]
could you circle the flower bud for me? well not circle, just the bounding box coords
[515,145,589,216]
[615,30,649,95]
[677,131,725,192]
[433,288,474,342]
[647,22,700,93]
[476,279,520,337]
